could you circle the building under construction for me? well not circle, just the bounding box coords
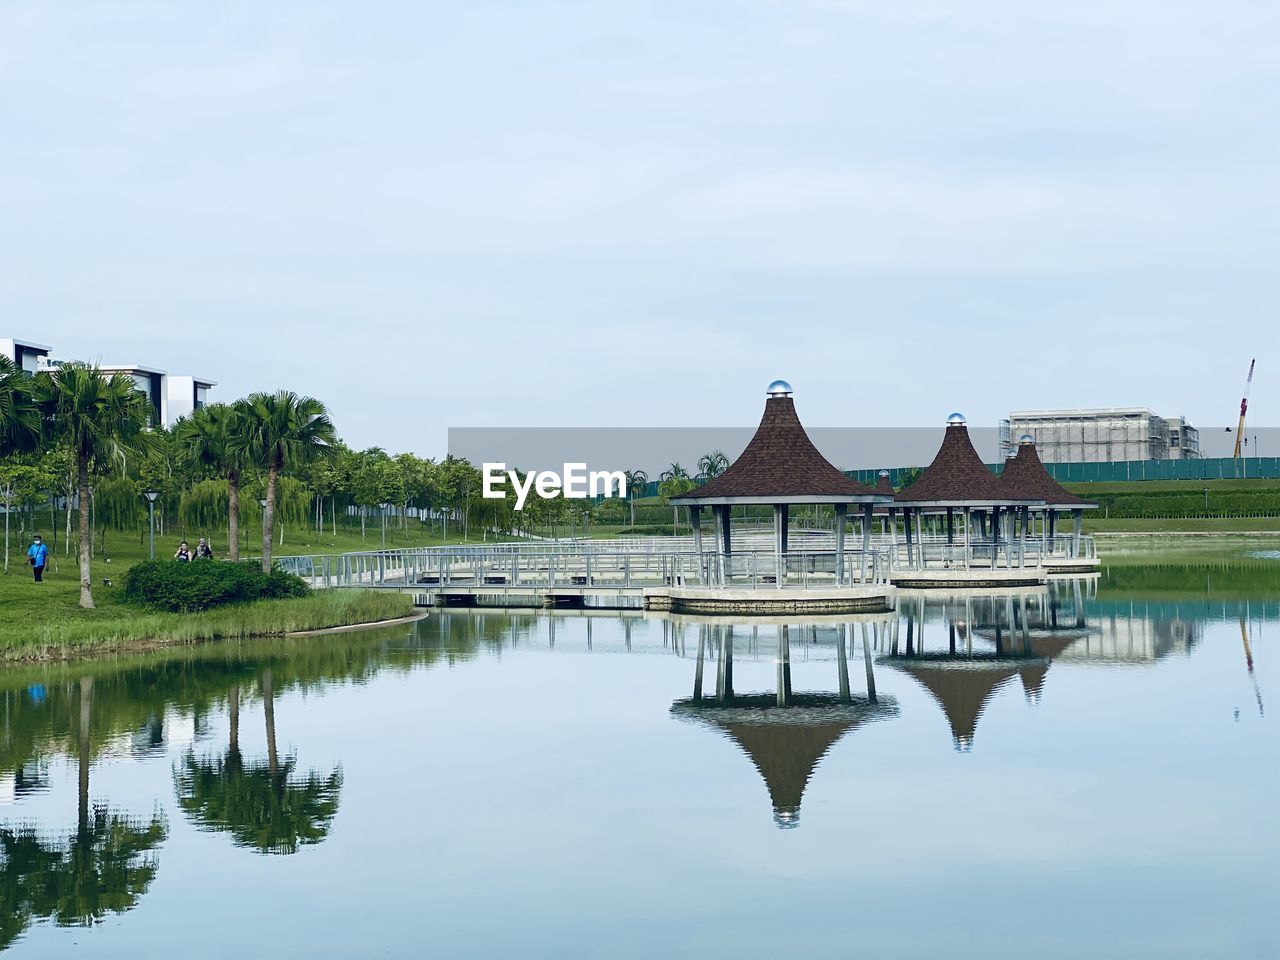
[1006,408,1201,463]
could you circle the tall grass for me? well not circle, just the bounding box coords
[0,589,413,661]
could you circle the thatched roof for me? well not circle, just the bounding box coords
[673,393,885,504]
[1000,440,1095,508]
[896,419,1039,506]
[888,659,1020,750]
[671,694,897,827]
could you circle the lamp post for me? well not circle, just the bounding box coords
[142,491,160,560]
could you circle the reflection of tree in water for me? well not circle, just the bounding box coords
[174,671,342,856]
[0,677,167,951]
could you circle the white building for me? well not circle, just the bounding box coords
[1007,408,1201,463]
[0,337,52,373]
[3,335,216,429]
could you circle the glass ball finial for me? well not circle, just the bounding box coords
[767,380,793,397]
[1018,434,1035,445]
[946,412,966,426]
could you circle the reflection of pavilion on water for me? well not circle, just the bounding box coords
[670,614,899,828]
[884,590,1080,751]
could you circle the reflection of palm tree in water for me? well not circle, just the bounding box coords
[174,670,342,856]
[0,676,167,950]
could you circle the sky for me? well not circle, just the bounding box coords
[1,1,1276,456]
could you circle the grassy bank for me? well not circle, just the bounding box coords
[0,588,413,661]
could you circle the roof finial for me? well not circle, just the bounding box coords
[1018,434,1035,445]
[767,379,793,398]
[946,412,966,426]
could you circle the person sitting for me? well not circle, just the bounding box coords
[196,538,214,560]
[174,541,192,563]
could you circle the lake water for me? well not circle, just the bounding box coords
[2,565,1276,958]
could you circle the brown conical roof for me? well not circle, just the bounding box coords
[893,661,1017,750]
[720,721,853,825]
[1019,663,1049,703]
[1000,441,1095,507]
[896,420,1035,505]
[676,394,882,501]
[875,471,895,495]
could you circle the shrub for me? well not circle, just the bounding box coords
[122,560,310,612]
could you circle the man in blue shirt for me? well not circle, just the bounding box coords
[27,535,48,583]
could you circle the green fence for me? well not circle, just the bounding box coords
[849,457,1280,487]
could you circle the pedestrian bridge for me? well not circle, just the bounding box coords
[272,531,1096,613]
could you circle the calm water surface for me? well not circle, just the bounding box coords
[2,565,1276,958]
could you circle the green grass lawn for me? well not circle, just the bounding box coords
[1063,478,1280,494]
[0,519,456,661]
[1085,517,1280,533]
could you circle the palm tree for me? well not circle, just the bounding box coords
[624,470,648,527]
[659,462,688,483]
[230,392,336,572]
[657,474,696,534]
[174,673,343,855]
[174,403,249,560]
[696,450,729,480]
[33,365,154,608]
[0,354,41,456]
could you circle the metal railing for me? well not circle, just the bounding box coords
[274,544,894,591]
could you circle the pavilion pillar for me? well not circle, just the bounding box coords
[963,507,971,570]
[1021,506,1031,568]
[888,507,899,561]
[776,625,792,706]
[861,503,873,583]
[690,505,704,577]
[862,623,878,703]
[716,625,735,704]
[1072,508,1083,558]
[946,507,954,545]
[1048,510,1057,546]
[904,508,915,566]
[990,506,1001,569]
[773,504,786,584]
[713,505,730,584]
[780,505,789,553]
[834,503,847,584]
[836,624,851,703]
[693,625,705,701]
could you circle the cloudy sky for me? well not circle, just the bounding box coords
[1,1,1275,455]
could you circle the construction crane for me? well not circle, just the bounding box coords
[1233,358,1256,459]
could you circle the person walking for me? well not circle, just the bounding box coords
[27,535,48,582]
[196,538,214,560]
[174,541,192,563]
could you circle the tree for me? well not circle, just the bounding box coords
[625,469,648,528]
[174,403,250,559]
[0,355,41,457]
[657,474,695,533]
[173,673,343,855]
[697,450,729,480]
[345,448,402,543]
[33,365,155,608]
[0,458,45,571]
[230,392,335,573]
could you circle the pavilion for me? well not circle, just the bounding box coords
[892,414,1044,578]
[671,614,898,827]
[885,593,1049,750]
[670,380,893,586]
[999,435,1099,565]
